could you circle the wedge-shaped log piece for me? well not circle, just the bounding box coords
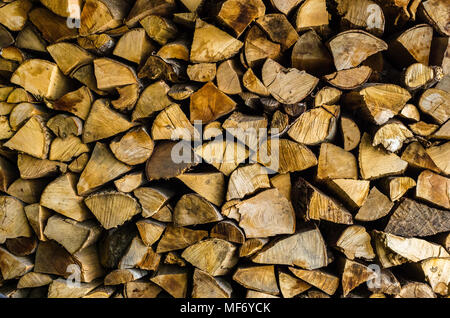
[47,114,83,139]
[71,64,106,96]
[382,176,416,201]
[113,28,154,64]
[388,24,433,67]
[270,173,291,201]
[83,286,116,298]
[335,225,375,260]
[152,104,200,141]
[44,215,101,254]
[0,156,18,192]
[190,82,237,124]
[146,141,198,180]
[373,231,450,267]
[77,142,132,195]
[112,84,140,112]
[126,0,176,27]
[69,153,89,174]
[118,236,161,271]
[270,0,301,15]
[98,223,137,269]
[6,178,47,204]
[416,170,449,209]
[164,252,186,267]
[216,59,243,95]
[289,268,339,296]
[400,104,420,122]
[366,267,401,295]
[124,280,161,298]
[409,121,439,137]
[335,0,385,36]
[192,269,232,298]
[134,187,173,219]
[136,219,166,247]
[239,238,268,258]
[9,102,50,131]
[420,0,450,36]
[0,247,33,280]
[418,88,449,124]
[132,80,175,121]
[401,142,440,173]
[236,188,296,238]
[226,164,270,200]
[157,225,207,253]
[41,173,91,222]
[262,59,318,105]
[243,68,269,96]
[4,116,51,159]
[83,99,135,144]
[292,30,333,77]
[85,191,141,230]
[80,0,130,36]
[24,204,52,241]
[372,120,413,152]
[344,84,411,125]
[190,19,243,63]
[385,198,450,237]
[17,272,53,289]
[341,258,374,297]
[48,278,102,298]
[359,133,408,180]
[421,258,450,296]
[252,227,329,270]
[244,25,281,68]
[181,238,238,276]
[177,172,225,206]
[403,63,441,90]
[295,0,329,32]
[49,136,90,162]
[233,265,279,295]
[256,14,298,50]
[0,196,31,244]
[104,269,147,285]
[317,143,358,180]
[211,220,245,244]
[0,0,32,31]
[222,111,267,149]
[278,270,311,298]
[187,63,216,82]
[325,66,372,90]
[293,177,353,225]
[29,7,78,43]
[35,241,104,282]
[18,154,66,180]
[150,265,188,298]
[50,86,93,120]
[174,193,223,226]
[426,142,450,175]
[288,106,339,145]
[355,187,393,222]
[140,15,177,45]
[218,1,265,36]
[327,30,387,71]
[40,0,82,17]
[93,58,137,90]
[326,179,370,210]
[47,43,94,76]
[110,127,154,166]
[11,59,71,100]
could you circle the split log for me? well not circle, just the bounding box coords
[216,0,265,37]
[174,193,223,226]
[24,204,52,241]
[192,269,232,298]
[110,127,154,166]
[340,258,374,297]
[409,121,439,136]
[419,0,450,36]
[325,179,370,210]
[68,154,89,174]
[0,247,33,280]
[278,270,311,298]
[432,120,450,140]
[136,219,166,247]
[50,86,93,120]
[113,28,154,65]
[83,286,116,298]
[256,14,298,50]
[190,19,243,63]
[124,280,161,298]
[262,59,318,105]
[43,215,101,254]
[114,171,145,193]
[358,133,408,180]
[400,104,421,122]
[111,84,140,112]
[335,0,385,36]
[244,25,281,68]
[426,142,450,174]
[93,58,138,91]
[216,59,243,95]
[385,198,450,237]
[40,173,91,222]
[317,143,358,180]
[381,176,416,201]
[210,220,245,244]
[152,104,200,141]
[85,191,141,230]
[158,39,191,61]
[104,269,147,286]
[401,141,441,173]
[372,120,413,152]
[269,111,289,136]
[418,88,449,124]
[28,7,77,43]
[421,258,450,296]
[416,170,449,209]
[315,87,342,107]
[242,68,269,97]
[251,227,329,270]
[156,225,207,253]
[181,238,238,276]
[140,15,177,45]
[176,172,225,206]
[344,84,411,125]
[293,178,353,225]
[187,63,216,82]
[98,223,137,269]
[17,272,52,289]
[226,164,270,200]
[150,265,188,298]
[236,188,296,237]
[77,142,132,195]
[355,187,394,222]
[335,225,375,261]
[233,265,279,295]
[289,268,339,296]
[118,236,160,271]
[126,0,176,27]
[49,136,89,162]
[6,178,46,204]
[222,111,267,149]
[9,103,50,131]
[404,63,443,90]
[395,282,437,298]
[79,0,129,36]
[48,278,102,298]
[324,66,372,90]
[388,24,433,67]
[295,0,329,33]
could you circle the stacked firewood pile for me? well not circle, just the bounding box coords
[0,0,449,299]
